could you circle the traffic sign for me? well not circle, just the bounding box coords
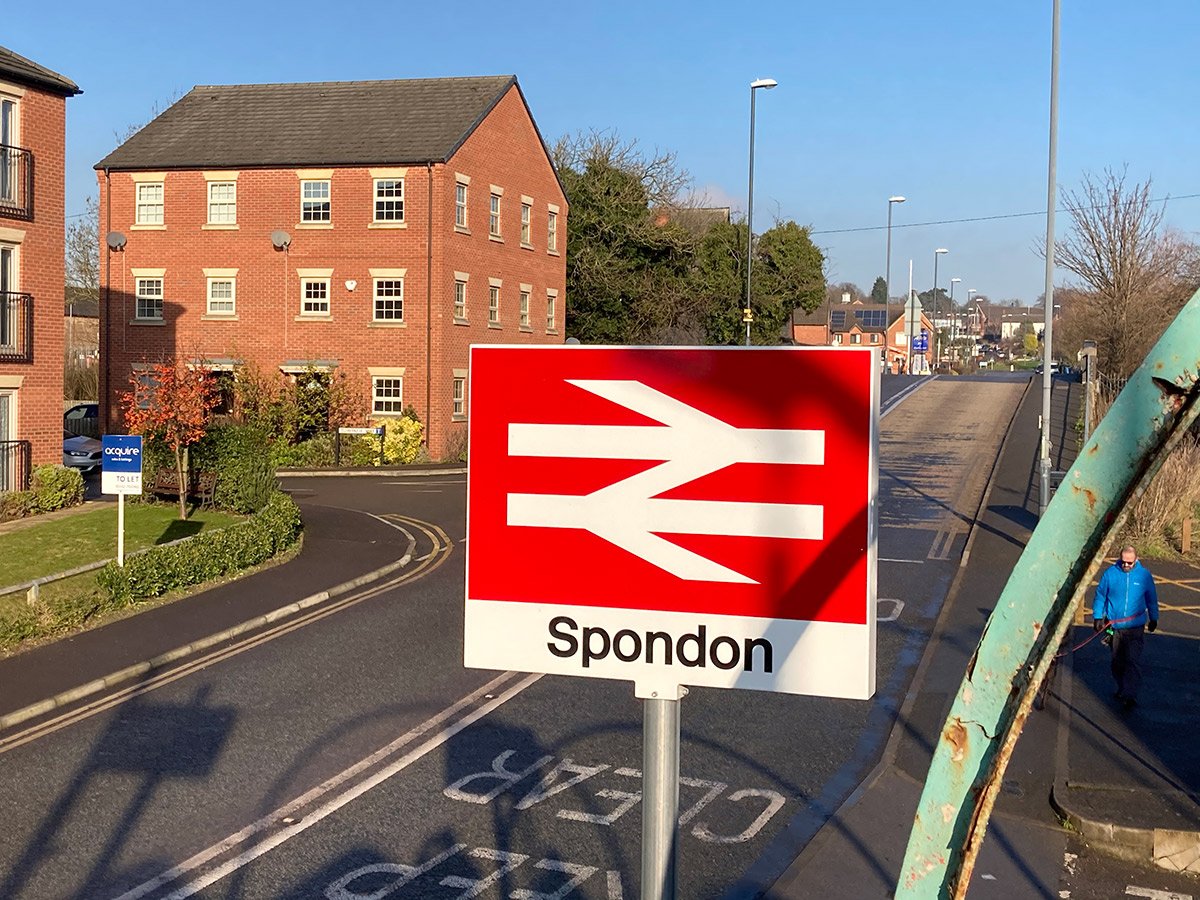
[465,346,878,700]
[101,434,143,495]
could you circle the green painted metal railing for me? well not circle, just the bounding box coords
[897,288,1200,899]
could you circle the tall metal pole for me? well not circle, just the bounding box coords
[745,86,757,348]
[886,202,893,315]
[1039,0,1061,515]
[932,252,940,360]
[642,696,681,900]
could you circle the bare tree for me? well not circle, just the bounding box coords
[1053,168,1199,377]
[552,129,695,212]
[66,195,99,293]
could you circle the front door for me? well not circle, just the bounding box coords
[0,390,14,492]
[0,98,14,204]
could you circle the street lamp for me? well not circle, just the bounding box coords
[745,77,778,346]
[886,196,906,313]
[932,248,948,370]
[1039,0,1061,515]
[949,277,961,363]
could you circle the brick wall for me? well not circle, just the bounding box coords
[99,83,567,459]
[0,85,67,468]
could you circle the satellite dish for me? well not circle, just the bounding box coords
[271,230,291,250]
[106,231,127,251]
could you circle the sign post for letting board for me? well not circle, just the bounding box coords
[465,346,878,899]
[101,434,143,566]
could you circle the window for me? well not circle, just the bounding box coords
[520,202,532,245]
[455,182,468,228]
[207,278,235,316]
[207,182,236,224]
[452,375,466,418]
[374,278,404,321]
[851,333,861,344]
[136,183,164,226]
[488,284,500,324]
[0,97,16,204]
[301,279,330,316]
[548,209,558,252]
[374,179,404,222]
[519,288,531,328]
[546,290,557,332]
[489,193,501,237]
[302,180,331,222]
[454,279,467,320]
[136,278,163,320]
[372,376,404,415]
[871,333,880,344]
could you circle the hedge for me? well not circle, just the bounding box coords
[0,465,84,522]
[96,491,302,604]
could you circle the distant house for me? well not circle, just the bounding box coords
[0,46,81,491]
[652,206,732,235]
[65,286,99,365]
[790,300,934,374]
[95,75,566,458]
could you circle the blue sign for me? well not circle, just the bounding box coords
[912,336,929,352]
[102,435,143,473]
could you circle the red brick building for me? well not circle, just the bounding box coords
[0,47,80,490]
[96,75,566,458]
[791,301,934,374]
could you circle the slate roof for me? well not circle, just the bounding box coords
[793,303,904,332]
[0,45,80,96]
[96,75,520,171]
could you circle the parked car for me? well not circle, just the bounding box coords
[64,402,100,438]
[63,429,102,472]
[1034,362,1061,376]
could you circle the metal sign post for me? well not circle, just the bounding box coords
[101,435,143,567]
[464,346,879,899]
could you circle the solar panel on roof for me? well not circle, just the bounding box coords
[858,310,887,328]
[830,310,847,328]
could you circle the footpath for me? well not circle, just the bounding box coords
[768,375,1200,898]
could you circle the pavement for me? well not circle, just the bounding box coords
[767,373,1200,898]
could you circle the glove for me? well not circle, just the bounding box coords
[1093,617,1110,632]
[1147,619,1157,633]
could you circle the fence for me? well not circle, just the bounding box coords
[0,439,30,493]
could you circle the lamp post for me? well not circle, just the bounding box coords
[1039,0,1061,515]
[967,288,977,343]
[745,77,778,347]
[949,277,961,365]
[932,248,948,371]
[886,196,906,314]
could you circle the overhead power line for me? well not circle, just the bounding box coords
[809,192,1200,236]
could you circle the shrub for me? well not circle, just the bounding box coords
[351,416,424,466]
[0,489,36,522]
[97,491,302,604]
[192,424,279,513]
[272,433,334,468]
[30,465,84,512]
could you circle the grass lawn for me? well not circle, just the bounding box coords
[0,503,250,653]
[0,505,243,588]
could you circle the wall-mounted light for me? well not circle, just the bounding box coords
[345,280,357,292]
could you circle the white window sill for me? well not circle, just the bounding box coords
[202,223,239,230]
[453,317,470,326]
[295,314,333,322]
[130,318,165,325]
[488,234,503,243]
[201,314,239,321]
[368,221,407,230]
[451,414,467,423]
[519,325,533,333]
[368,321,407,328]
[454,225,471,235]
[520,242,534,251]
[488,322,502,330]
[131,224,165,231]
[548,249,560,257]
[546,328,559,335]
[296,222,334,230]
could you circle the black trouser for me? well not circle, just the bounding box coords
[1110,625,1145,701]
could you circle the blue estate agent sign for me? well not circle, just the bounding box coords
[102,435,143,495]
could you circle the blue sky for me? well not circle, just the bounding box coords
[10,0,1199,303]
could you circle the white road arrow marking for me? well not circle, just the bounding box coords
[507,380,824,583]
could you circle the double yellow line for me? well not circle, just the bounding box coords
[0,514,452,755]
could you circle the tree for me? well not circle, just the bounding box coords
[753,221,825,342]
[122,362,218,519]
[826,281,866,306]
[66,196,99,295]
[870,276,888,304]
[553,132,698,344]
[1023,331,1040,355]
[1052,168,1200,377]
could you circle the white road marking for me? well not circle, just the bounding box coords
[691,789,787,844]
[1126,888,1193,900]
[878,599,906,623]
[880,558,924,564]
[116,672,542,900]
[607,870,625,899]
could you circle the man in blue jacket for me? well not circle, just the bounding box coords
[1092,545,1159,708]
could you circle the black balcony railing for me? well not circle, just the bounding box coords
[0,292,32,362]
[0,439,31,494]
[0,144,33,221]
